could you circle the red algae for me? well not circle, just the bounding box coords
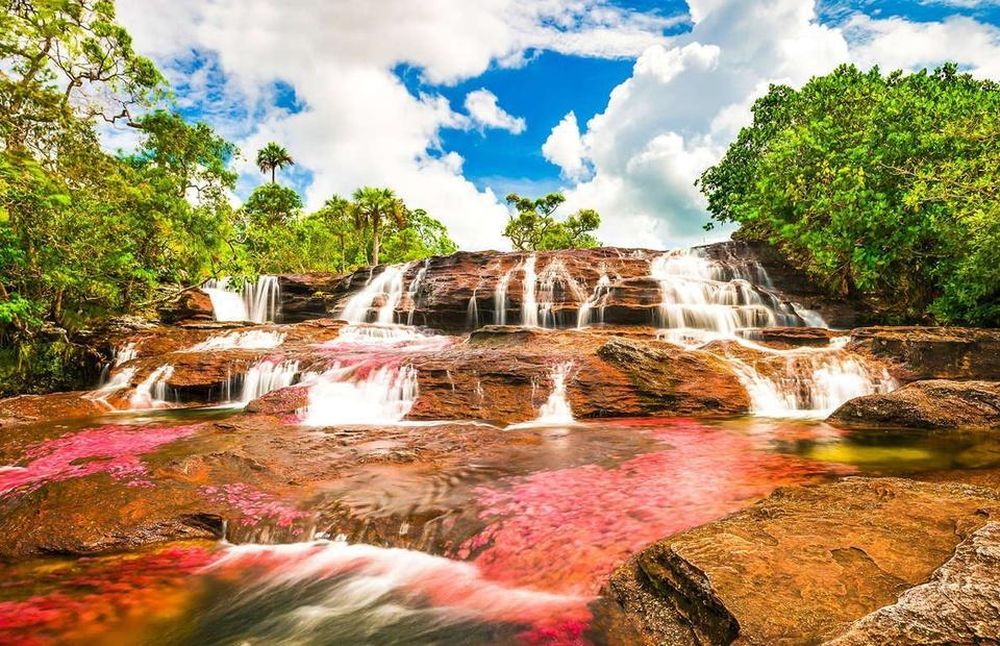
[0,425,202,496]
[200,483,311,527]
[0,543,216,645]
[461,419,853,596]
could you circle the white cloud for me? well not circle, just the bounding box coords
[542,111,588,180]
[551,0,1000,249]
[113,0,679,251]
[463,89,526,134]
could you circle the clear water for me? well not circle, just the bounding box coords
[1,408,998,645]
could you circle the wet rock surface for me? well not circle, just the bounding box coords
[830,380,1000,429]
[605,477,1000,645]
[850,326,1000,381]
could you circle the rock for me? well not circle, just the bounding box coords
[0,392,111,428]
[738,326,838,348]
[829,522,1000,646]
[158,288,216,323]
[604,477,1000,645]
[830,380,1000,429]
[849,327,1000,381]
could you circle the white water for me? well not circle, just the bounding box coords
[187,330,286,352]
[649,249,818,335]
[321,325,454,353]
[240,360,300,404]
[493,262,520,325]
[129,364,174,409]
[86,366,138,407]
[204,275,281,323]
[521,255,538,327]
[405,261,429,326]
[535,259,587,328]
[577,273,611,328]
[301,364,419,426]
[113,342,137,366]
[340,263,412,325]
[508,362,576,428]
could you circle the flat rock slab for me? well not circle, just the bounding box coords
[850,326,1000,381]
[830,521,1000,646]
[606,477,1000,645]
[830,380,1000,429]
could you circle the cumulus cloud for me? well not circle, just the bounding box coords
[463,89,526,134]
[552,0,1000,249]
[542,112,588,180]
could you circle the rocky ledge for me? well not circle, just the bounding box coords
[830,380,1000,429]
[602,477,1000,645]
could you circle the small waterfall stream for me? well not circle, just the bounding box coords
[340,263,413,325]
[129,365,174,409]
[302,364,419,426]
[204,276,281,323]
[521,255,538,327]
[239,360,300,404]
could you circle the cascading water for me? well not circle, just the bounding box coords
[521,255,538,327]
[508,363,576,428]
[187,330,286,352]
[129,365,174,409]
[577,273,611,328]
[113,342,137,367]
[494,262,521,325]
[239,360,300,404]
[340,263,412,325]
[405,261,429,326]
[301,364,419,426]
[535,259,586,328]
[203,275,281,323]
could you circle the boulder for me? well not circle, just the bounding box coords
[829,522,1000,646]
[829,380,1000,429]
[604,477,1000,645]
[849,327,1000,381]
[0,392,111,428]
[158,288,216,323]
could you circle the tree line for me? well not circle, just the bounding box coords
[700,63,1000,325]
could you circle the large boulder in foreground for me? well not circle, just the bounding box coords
[849,327,1000,381]
[829,380,1000,429]
[829,522,1000,646]
[603,477,1000,645]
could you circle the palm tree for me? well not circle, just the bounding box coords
[256,142,294,183]
[351,187,408,266]
[319,195,352,272]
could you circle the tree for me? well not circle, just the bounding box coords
[699,63,1000,325]
[315,195,355,271]
[241,183,303,225]
[380,208,458,262]
[255,142,294,184]
[502,192,601,251]
[351,186,408,266]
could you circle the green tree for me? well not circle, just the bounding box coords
[351,186,408,266]
[699,63,1000,324]
[502,192,601,251]
[255,142,294,184]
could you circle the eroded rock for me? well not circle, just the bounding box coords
[830,380,1000,429]
[850,327,1000,381]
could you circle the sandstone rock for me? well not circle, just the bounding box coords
[158,288,216,323]
[605,477,1000,645]
[0,392,111,428]
[738,326,837,348]
[849,327,1000,381]
[830,380,1000,429]
[828,522,1000,646]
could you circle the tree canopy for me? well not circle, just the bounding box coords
[699,63,1000,325]
[502,192,601,251]
[255,142,294,184]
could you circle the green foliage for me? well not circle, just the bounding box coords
[242,183,303,225]
[255,142,294,183]
[699,63,1000,325]
[502,192,601,251]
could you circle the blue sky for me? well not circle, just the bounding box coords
[116,0,1000,250]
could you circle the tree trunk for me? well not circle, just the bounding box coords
[271,167,276,183]
[372,217,381,266]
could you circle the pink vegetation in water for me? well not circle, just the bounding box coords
[460,419,854,597]
[200,483,311,527]
[0,424,202,496]
[0,545,216,646]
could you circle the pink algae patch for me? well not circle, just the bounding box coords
[200,483,310,527]
[461,420,853,597]
[0,425,202,496]
[0,544,215,646]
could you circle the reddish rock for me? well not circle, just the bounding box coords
[830,522,1000,646]
[850,326,1000,381]
[604,477,1000,645]
[830,380,1000,429]
[158,288,216,323]
[738,326,837,348]
[0,392,112,428]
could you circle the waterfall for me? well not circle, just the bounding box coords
[244,275,281,324]
[301,364,418,426]
[577,273,611,328]
[203,275,280,323]
[129,364,174,409]
[535,259,586,328]
[466,288,480,330]
[494,262,520,325]
[405,261,429,326]
[535,363,575,424]
[521,255,538,327]
[186,330,286,352]
[340,263,412,325]
[113,342,137,367]
[649,249,816,339]
[722,340,896,418]
[239,360,300,404]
